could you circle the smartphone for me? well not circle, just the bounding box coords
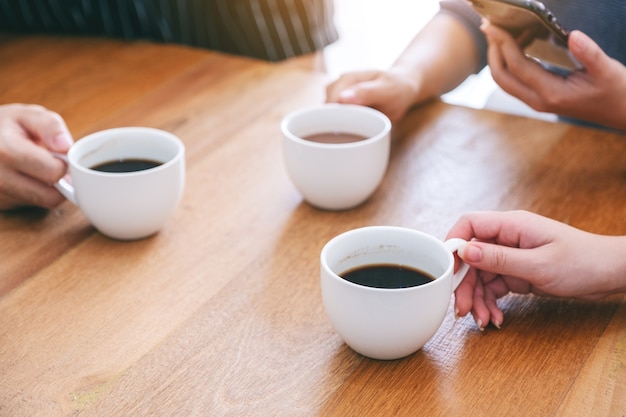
[464,0,583,74]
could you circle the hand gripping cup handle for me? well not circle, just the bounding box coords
[50,152,78,205]
[444,238,470,290]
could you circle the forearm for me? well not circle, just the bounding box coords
[391,13,481,105]
[567,232,626,299]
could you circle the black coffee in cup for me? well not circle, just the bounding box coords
[303,132,367,144]
[340,264,436,289]
[91,159,162,173]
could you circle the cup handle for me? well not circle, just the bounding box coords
[50,152,77,205]
[444,238,470,290]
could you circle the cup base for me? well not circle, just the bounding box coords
[304,197,370,211]
[348,344,422,361]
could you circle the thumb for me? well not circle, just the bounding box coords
[567,30,607,76]
[458,241,536,279]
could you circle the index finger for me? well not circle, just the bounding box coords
[2,130,68,185]
[446,210,509,242]
[15,104,73,152]
[447,210,547,248]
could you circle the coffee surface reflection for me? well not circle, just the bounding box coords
[91,159,162,173]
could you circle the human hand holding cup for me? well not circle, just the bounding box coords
[281,104,391,210]
[321,226,469,360]
[54,127,185,240]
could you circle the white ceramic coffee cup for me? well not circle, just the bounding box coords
[55,127,185,240]
[281,104,391,210]
[321,226,469,360]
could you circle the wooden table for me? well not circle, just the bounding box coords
[0,35,624,417]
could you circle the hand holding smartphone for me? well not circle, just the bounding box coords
[465,0,584,74]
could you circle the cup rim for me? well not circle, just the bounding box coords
[321,226,455,293]
[68,127,184,177]
[281,103,392,150]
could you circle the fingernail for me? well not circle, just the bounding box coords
[339,89,358,102]
[458,243,482,263]
[493,320,502,329]
[476,319,485,332]
[569,30,587,53]
[53,132,73,150]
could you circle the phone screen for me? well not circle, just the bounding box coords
[465,0,583,73]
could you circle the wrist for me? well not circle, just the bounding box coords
[594,235,626,296]
[610,236,626,293]
[387,66,428,106]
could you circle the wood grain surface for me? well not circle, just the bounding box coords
[0,35,624,417]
